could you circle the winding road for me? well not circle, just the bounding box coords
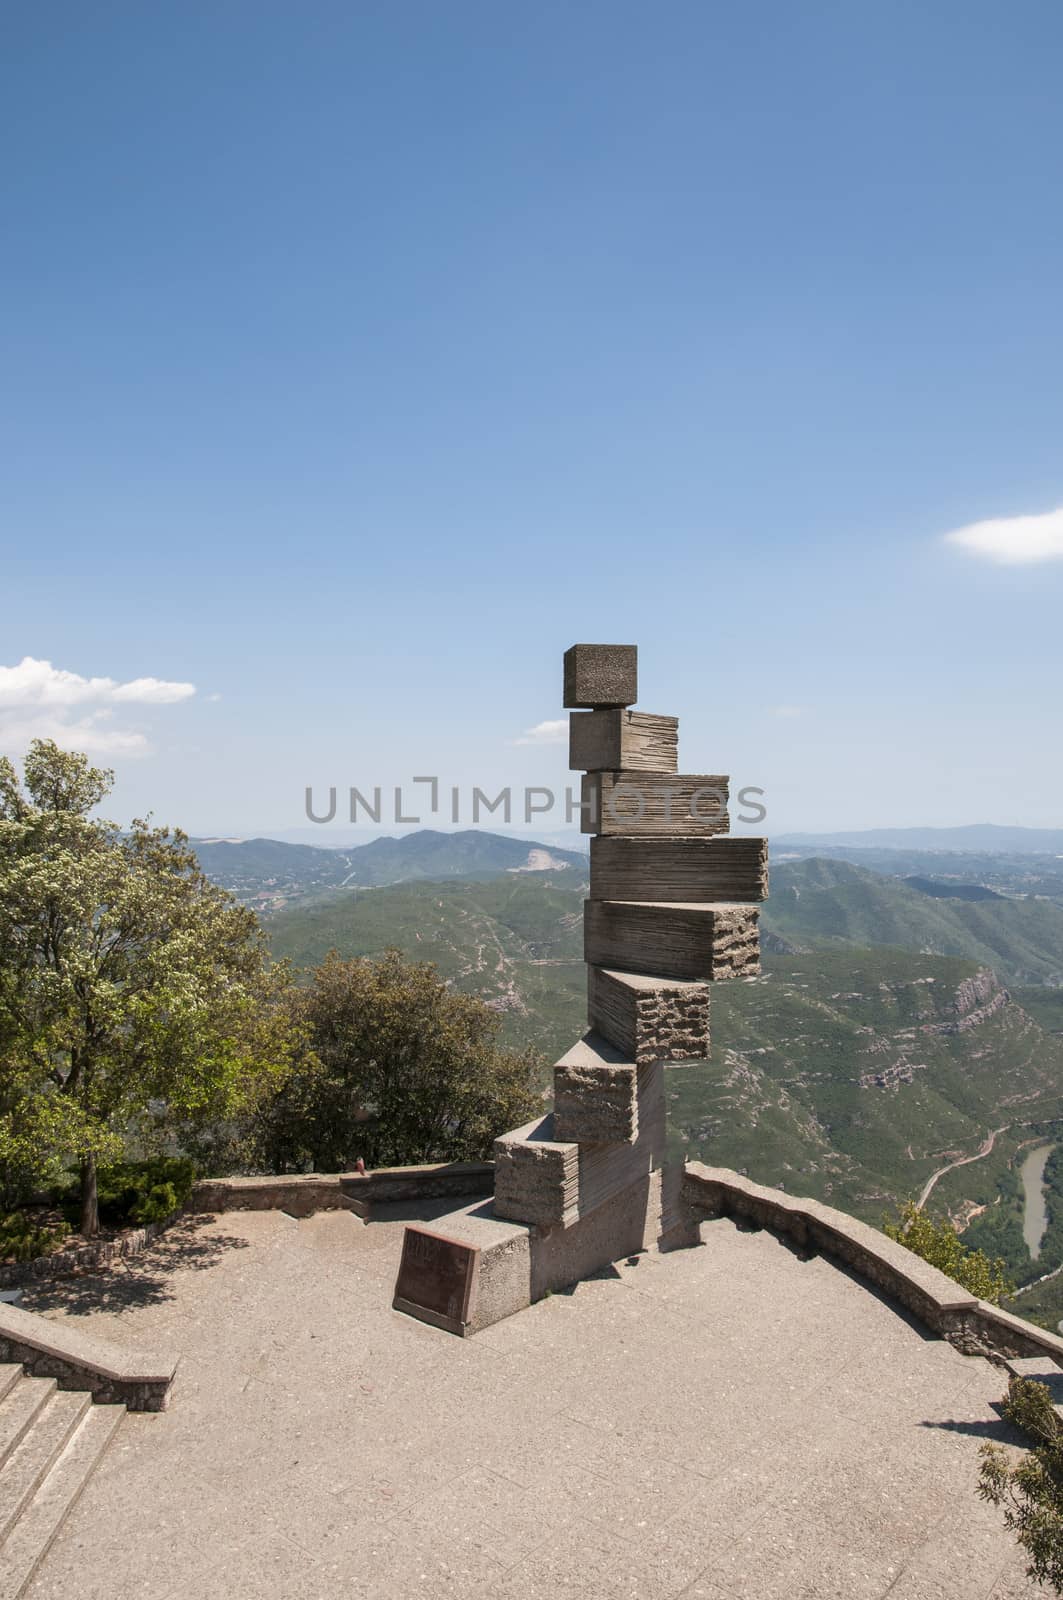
[916,1125,1012,1209]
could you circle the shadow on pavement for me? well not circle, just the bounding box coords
[14,1213,250,1317]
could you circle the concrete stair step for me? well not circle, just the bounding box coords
[0,1383,55,1472]
[0,1392,92,1545]
[0,1403,123,1599]
[0,1375,20,1410]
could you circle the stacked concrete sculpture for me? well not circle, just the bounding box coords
[391,643,768,1336]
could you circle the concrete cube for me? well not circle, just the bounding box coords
[493,1114,579,1228]
[563,644,638,709]
[569,710,678,774]
[553,1034,639,1144]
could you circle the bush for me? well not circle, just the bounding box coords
[0,1211,70,1263]
[59,1158,196,1231]
[246,951,542,1173]
[980,1376,1063,1592]
[883,1199,1013,1304]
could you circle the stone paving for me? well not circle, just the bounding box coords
[14,1204,1054,1599]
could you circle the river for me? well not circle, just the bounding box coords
[1021,1143,1054,1258]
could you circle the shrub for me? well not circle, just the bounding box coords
[980,1376,1063,1592]
[247,951,543,1173]
[59,1158,196,1231]
[0,1211,70,1263]
[883,1199,1013,1304]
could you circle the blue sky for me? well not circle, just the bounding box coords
[3,1,1062,837]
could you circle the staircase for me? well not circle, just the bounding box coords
[0,1363,122,1599]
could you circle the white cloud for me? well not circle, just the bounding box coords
[770,705,806,719]
[0,656,196,758]
[512,719,568,746]
[0,657,195,707]
[943,505,1063,566]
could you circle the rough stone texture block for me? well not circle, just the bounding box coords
[590,835,767,903]
[553,1033,638,1144]
[576,1061,665,1218]
[581,772,729,836]
[495,1067,666,1231]
[569,710,678,774]
[588,967,710,1064]
[493,1114,579,1227]
[584,900,760,982]
[563,644,638,709]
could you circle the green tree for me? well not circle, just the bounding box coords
[0,740,295,1235]
[980,1376,1063,1592]
[883,1200,1014,1304]
[249,949,542,1173]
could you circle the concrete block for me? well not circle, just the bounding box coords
[493,1115,580,1228]
[563,644,637,709]
[392,1204,532,1336]
[553,1034,638,1144]
[590,835,768,903]
[496,1066,667,1232]
[529,1169,663,1301]
[584,900,760,981]
[569,710,678,774]
[581,772,729,836]
[576,1062,666,1217]
[588,967,710,1064]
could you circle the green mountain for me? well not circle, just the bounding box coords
[269,876,587,1061]
[192,829,588,913]
[673,947,1063,1230]
[764,858,1063,986]
[773,845,1063,902]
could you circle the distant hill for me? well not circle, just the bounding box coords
[775,824,1063,854]
[191,829,588,913]
[772,844,1063,903]
[903,876,1002,902]
[764,858,1063,987]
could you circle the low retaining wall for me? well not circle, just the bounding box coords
[0,1302,176,1411]
[683,1163,1063,1369]
[192,1161,495,1217]
[0,1216,178,1289]
[190,1174,367,1219]
[1,1163,495,1288]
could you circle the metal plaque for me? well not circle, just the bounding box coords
[392,1226,479,1336]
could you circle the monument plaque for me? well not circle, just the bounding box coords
[392,1226,479,1336]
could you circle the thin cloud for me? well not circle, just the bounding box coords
[770,705,806,719]
[512,719,568,746]
[944,505,1063,566]
[0,656,196,757]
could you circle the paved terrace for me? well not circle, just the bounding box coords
[16,1205,1053,1599]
